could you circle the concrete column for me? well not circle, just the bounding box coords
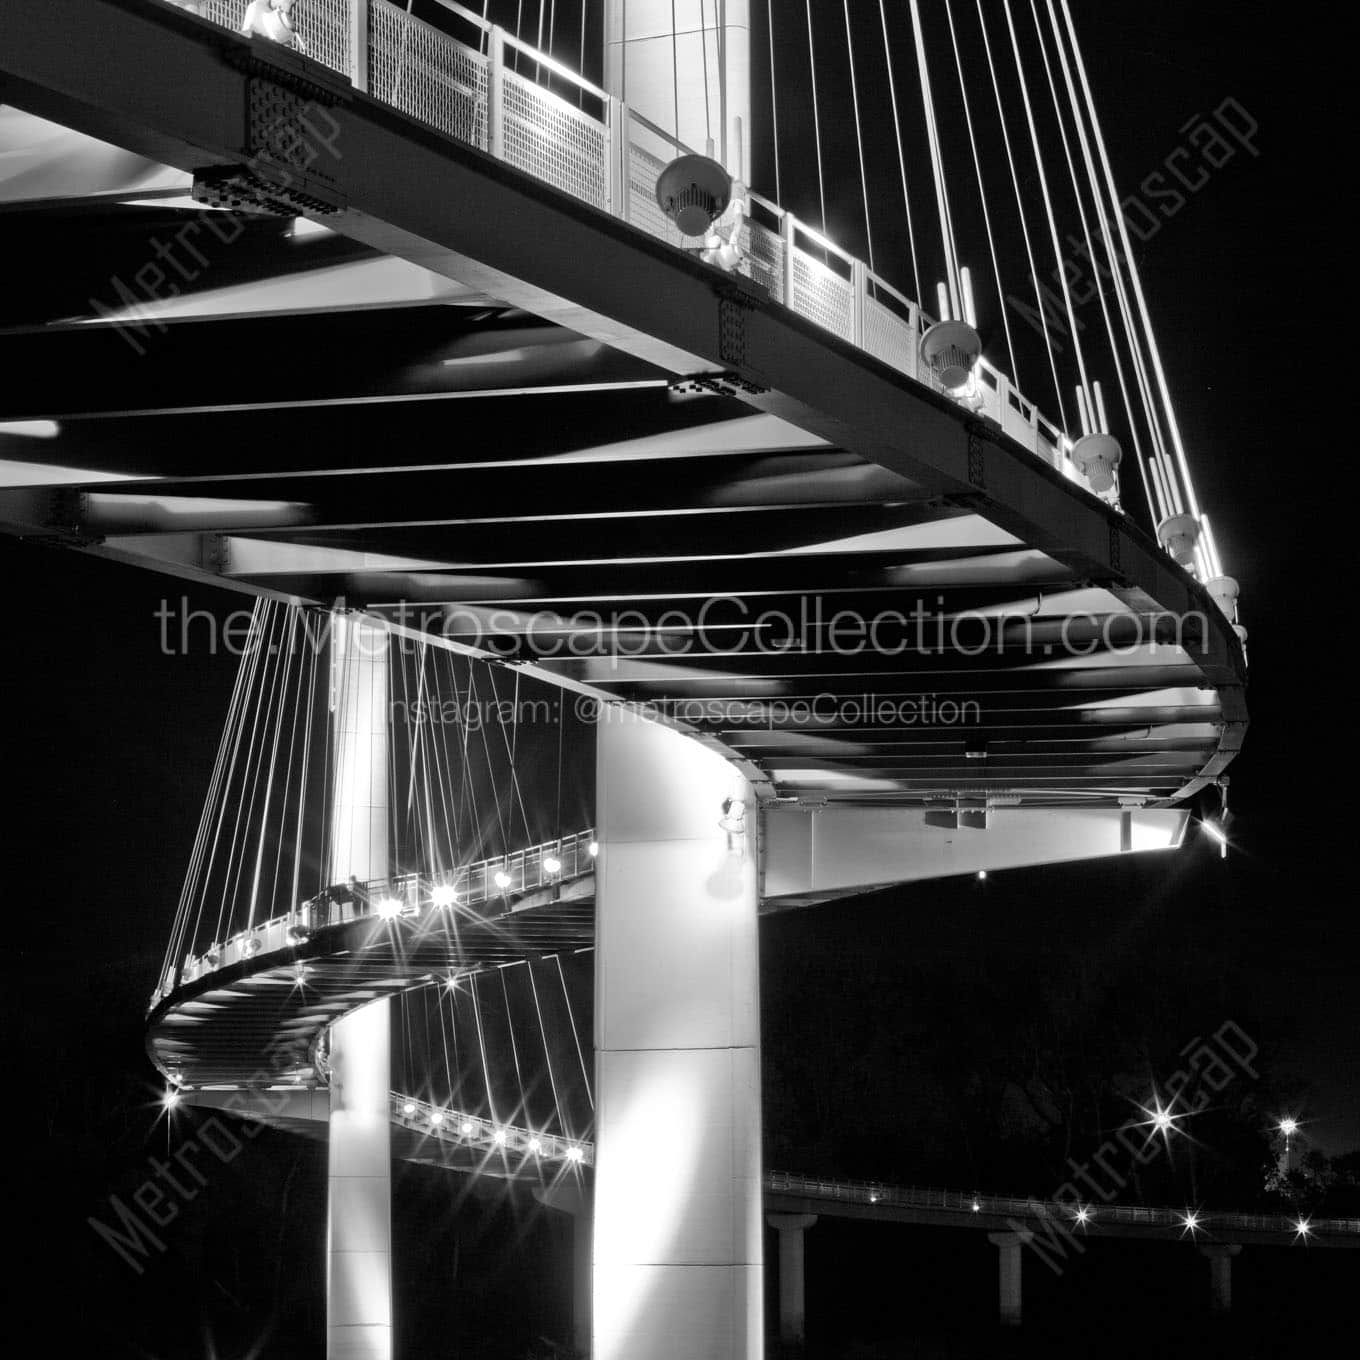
[592,708,762,1360]
[535,1184,593,1354]
[1201,1244,1241,1315]
[987,1231,1031,1328]
[603,0,751,178]
[767,1213,817,1348]
[326,615,392,1360]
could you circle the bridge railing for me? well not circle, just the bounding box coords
[764,1171,1360,1238]
[151,828,598,1008]
[390,1093,593,1168]
[176,0,1104,502]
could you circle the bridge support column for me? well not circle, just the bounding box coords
[604,0,751,178]
[593,709,762,1360]
[1200,1244,1241,1315]
[535,1185,593,1354]
[326,615,393,1360]
[987,1231,1031,1327]
[767,1213,817,1349]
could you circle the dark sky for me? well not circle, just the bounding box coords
[1,1,1354,1354]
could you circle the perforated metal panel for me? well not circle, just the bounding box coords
[198,0,351,78]
[502,70,608,209]
[369,0,488,149]
[790,248,855,342]
[862,296,915,377]
[741,219,784,302]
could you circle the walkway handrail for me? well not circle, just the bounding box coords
[150,828,598,1008]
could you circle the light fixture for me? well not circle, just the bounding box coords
[376,896,403,920]
[243,937,262,956]
[971,1199,981,1213]
[868,1192,880,1204]
[976,870,988,881]
[402,1101,416,1116]
[566,1146,584,1162]
[587,841,599,857]
[494,1129,508,1146]
[493,870,512,890]
[528,1138,542,1154]
[1182,1211,1201,1234]
[1074,1206,1092,1226]
[1278,1117,1299,1138]
[920,318,982,392]
[654,153,733,236]
[431,883,458,908]
[430,1111,444,1127]
[542,856,562,875]
[162,1089,181,1110]
[1294,1217,1312,1239]
[460,1121,473,1136]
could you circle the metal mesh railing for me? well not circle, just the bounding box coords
[862,295,916,378]
[789,247,855,343]
[501,69,608,210]
[197,0,350,77]
[369,0,488,149]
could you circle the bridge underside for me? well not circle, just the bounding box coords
[0,91,1242,818]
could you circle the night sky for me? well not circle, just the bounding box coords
[3,2,1355,1356]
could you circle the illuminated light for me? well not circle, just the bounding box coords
[431,884,458,908]
[868,1193,880,1204]
[460,1121,473,1136]
[1202,819,1229,859]
[1294,1217,1312,1239]
[243,937,262,956]
[376,896,403,919]
[1182,1211,1201,1234]
[493,870,512,890]
[528,1138,542,1154]
[429,1112,444,1128]
[977,870,988,881]
[1154,1110,1174,1133]
[1278,1117,1299,1137]
[587,841,599,857]
[542,856,562,875]
[971,1200,981,1213]
[162,1089,181,1110]
[402,1101,416,1116]
[0,420,59,439]
[1074,1207,1092,1226]
[493,1129,508,1146]
[566,1146,584,1162]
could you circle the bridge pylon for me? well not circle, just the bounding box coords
[593,709,763,1359]
[325,615,394,1360]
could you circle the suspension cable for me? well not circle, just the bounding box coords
[767,0,781,202]
[878,0,922,305]
[805,0,827,232]
[843,1,874,271]
[944,0,1017,378]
